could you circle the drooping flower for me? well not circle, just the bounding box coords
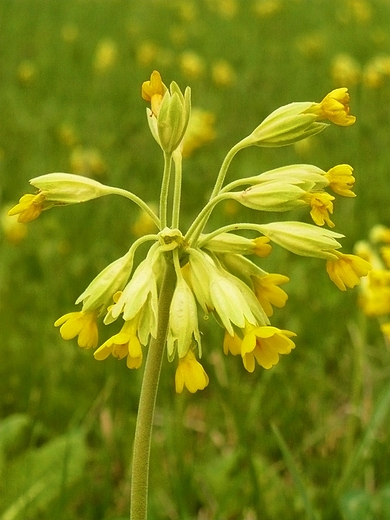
[94,318,143,369]
[8,193,47,223]
[252,273,289,317]
[54,310,99,349]
[324,164,356,197]
[302,191,335,228]
[175,349,209,393]
[309,88,356,126]
[326,252,372,291]
[141,70,167,116]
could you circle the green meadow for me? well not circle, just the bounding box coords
[1,0,390,518]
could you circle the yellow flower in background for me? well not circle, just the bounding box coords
[211,60,236,88]
[326,252,372,291]
[331,53,361,86]
[136,41,159,67]
[131,203,158,237]
[175,350,209,393]
[61,24,79,43]
[94,39,118,74]
[1,206,28,244]
[57,123,78,147]
[181,108,216,157]
[180,51,205,79]
[54,311,99,349]
[309,88,356,127]
[17,60,37,85]
[303,191,335,228]
[253,0,281,18]
[70,147,107,179]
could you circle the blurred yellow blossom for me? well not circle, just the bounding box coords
[180,51,205,79]
[61,24,79,43]
[182,108,216,157]
[1,206,28,244]
[94,39,118,74]
[363,55,390,89]
[70,147,107,179]
[331,53,361,86]
[296,33,325,59]
[136,41,159,67]
[212,60,236,88]
[253,0,282,18]
[57,123,78,147]
[17,60,37,85]
[207,0,238,18]
[131,203,159,237]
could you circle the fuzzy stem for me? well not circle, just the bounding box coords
[171,151,183,229]
[109,186,161,229]
[130,252,176,520]
[160,152,173,229]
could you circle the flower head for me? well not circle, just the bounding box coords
[54,310,99,349]
[303,191,335,227]
[8,193,48,223]
[141,70,167,116]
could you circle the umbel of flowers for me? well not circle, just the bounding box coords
[355,225,390,340]
[9,72,371,394]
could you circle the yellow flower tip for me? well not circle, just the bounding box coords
[312,88,356,126]
[175,350,209,394]
[326,252,372,291]
[303,191,335,228]
[380,322,390,339]
[7,193,46,223]
[223,330,242,356]
[252,274,289,317]
[325,164,356,197]
[141,70,167,116]
[54,310,99,349]
[241,326,296,372]
[253,236,273,258]
[94,324,143,369]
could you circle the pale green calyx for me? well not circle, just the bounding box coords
[257,221,344,259]
[201,232,259,255]
[167,275,201,361]
[243,102,328,148]
[233,180,309,212]
[76,251,134,313]
[30,173,112,204]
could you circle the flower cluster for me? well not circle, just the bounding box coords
[9,71,371,393]
[355,226,390,340]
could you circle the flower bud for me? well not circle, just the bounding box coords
[234,180,309,212]
[257,221,344,259]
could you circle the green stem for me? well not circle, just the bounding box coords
[130,252,176,520]
[184,192,234,246]
[160,152,173,229]
[171,151,183,229]
[209,139,251,199]
[109,186,160,229]
[197,222,264,248]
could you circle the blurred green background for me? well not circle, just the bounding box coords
[1,0,390,519]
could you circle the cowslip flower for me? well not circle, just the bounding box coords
[11,72,367,395]
[326,252,372,291]
[54,310,99,349]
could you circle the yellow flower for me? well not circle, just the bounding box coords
[252,274,289,317]
[253,236,273,258]
[175,350,209,393]
[94,319,143,369]
[380,322,390,340]
[8,193,47,223]
[303,191,335,228]
[331,53,361,87]
[241,326,296,372]
[381,246,390,269]
[141,70,167,116]
[324,164,356,197]
[223,330,242,356]
[180,51,205,79]
[181,108,215,157]
[326,252,372,291]
[309,88,356,126]
[2,206,28,244]
[54,311,99,349]
[94,38,118,74]
[211,60,236,88]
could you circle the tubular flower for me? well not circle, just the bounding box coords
[252,273,289,317]
[54,310,99,349]
[141,69,167,116]
[175,350,209,394]
[303,191,335,228]
[326,252,372,291]
[324,164,356,197]
[232,325,296,372]
[309,88,356,126]
[94,318,143,369]
[8,193,48,223]
[253,236,273,257]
